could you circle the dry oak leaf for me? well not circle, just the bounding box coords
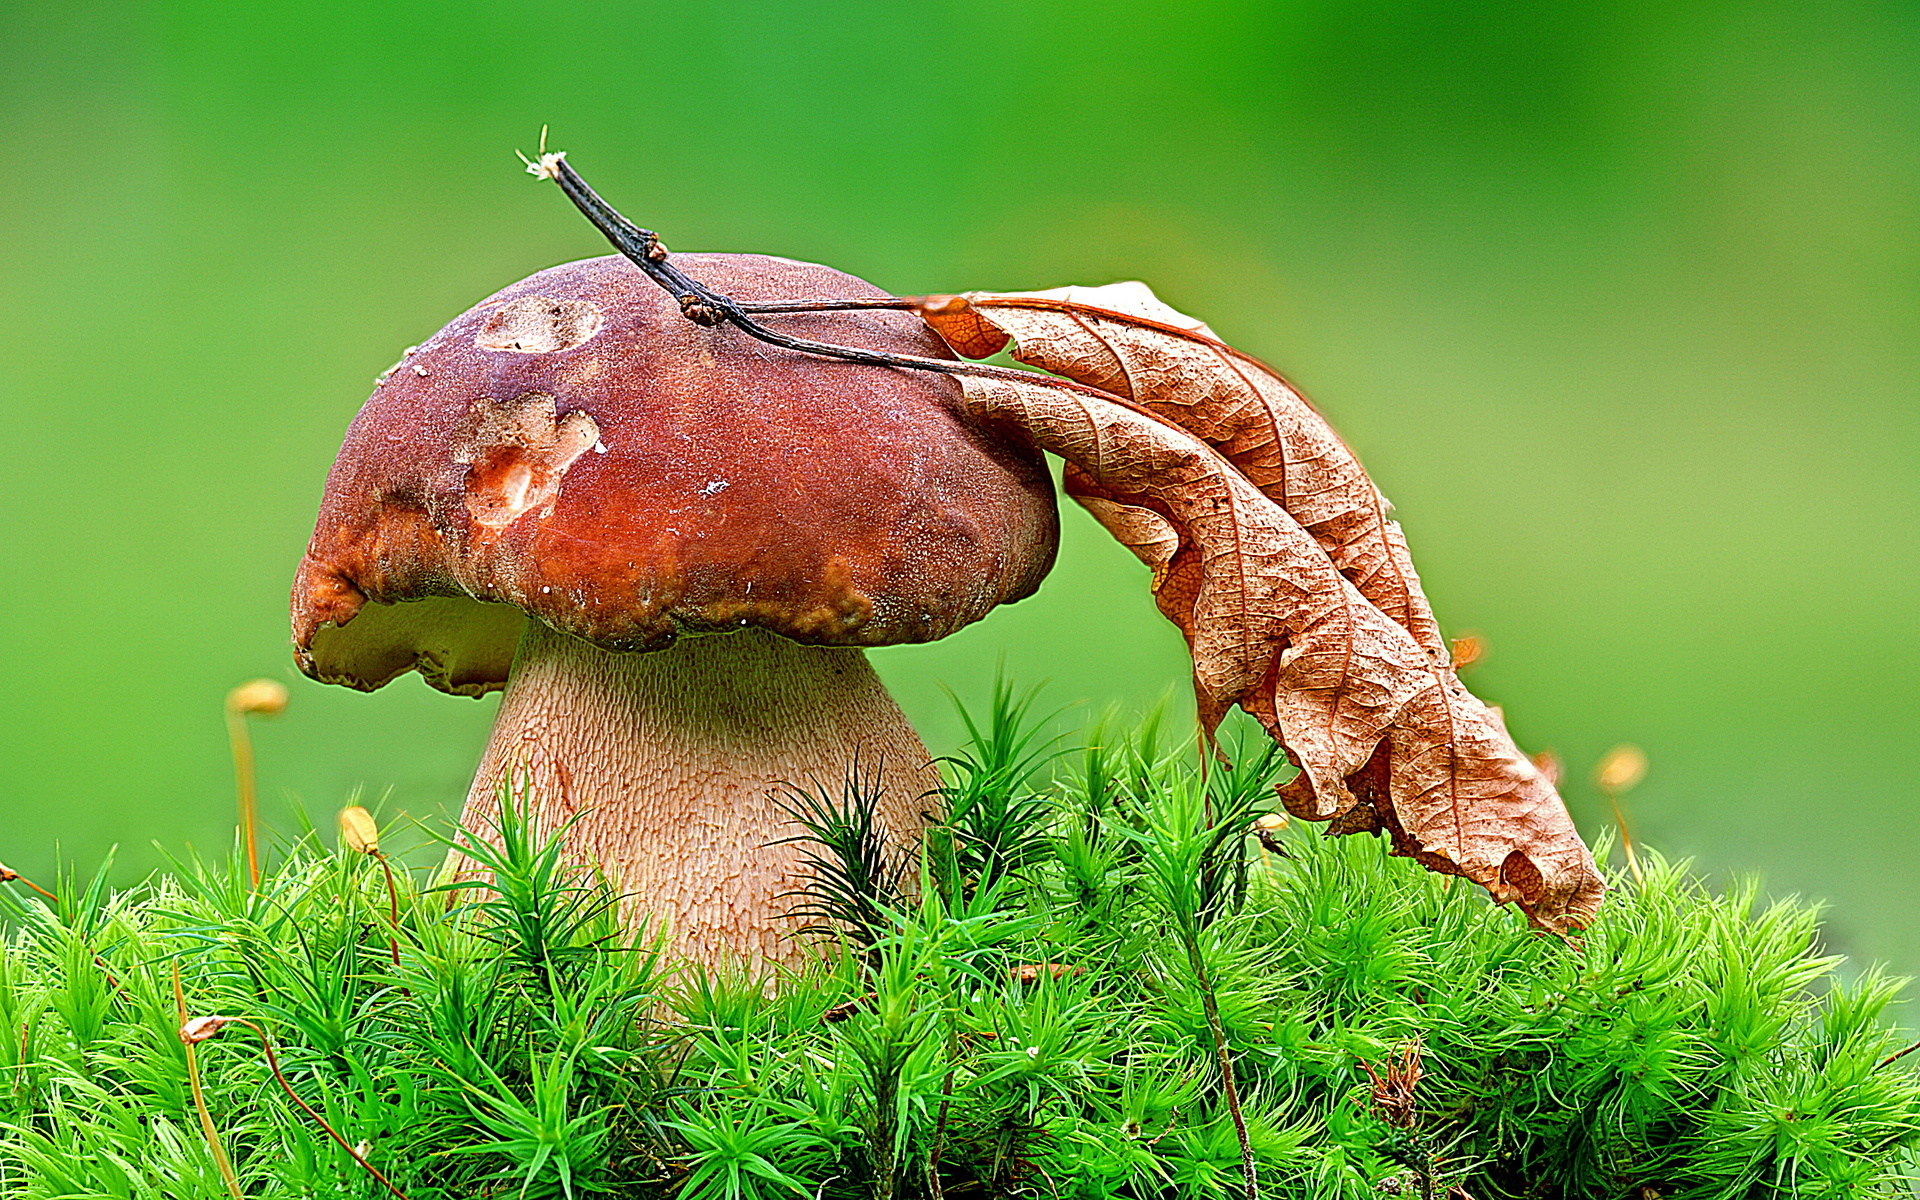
[918,284,1445,662]
[932,321,1601,933]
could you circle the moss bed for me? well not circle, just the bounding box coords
[2,696,1916,1199]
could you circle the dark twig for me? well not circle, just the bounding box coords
[525,149,1283,509]
[733,297,916,313]
[529,152,1060,382]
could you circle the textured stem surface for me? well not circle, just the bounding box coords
[458,622,938,968]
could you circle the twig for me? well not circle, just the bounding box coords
[528,152,1300,535]
[533,154,959,370]
[530,153,1165,395]
[733,297,915,313]
[1145,1106,1180,1148]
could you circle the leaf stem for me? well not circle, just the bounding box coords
[532,154,1254,471]
[733,297,916,313]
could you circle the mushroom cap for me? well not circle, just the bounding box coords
[292,253,1060,696]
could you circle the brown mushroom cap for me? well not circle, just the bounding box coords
[292,254,1060,695]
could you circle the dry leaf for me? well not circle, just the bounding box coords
[918,286,1446,661]
[933,338,1601,932]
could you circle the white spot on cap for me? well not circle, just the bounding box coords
[701,479,729,496]
[476,295,605,354]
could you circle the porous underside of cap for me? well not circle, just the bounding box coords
[292,253,1060,695]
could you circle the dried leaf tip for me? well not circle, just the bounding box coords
[0,862,14,883]
[226,678,288,718]
[1595,744,1649,794]
[338,806,380,856]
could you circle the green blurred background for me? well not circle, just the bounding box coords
[2,2,1915,968]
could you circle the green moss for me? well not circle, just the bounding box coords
[1,700,1915,1199]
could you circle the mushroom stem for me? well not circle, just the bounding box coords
[455,621,939,968]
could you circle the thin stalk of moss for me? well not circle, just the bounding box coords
[0,864,56,903]
[225,681,287,890]
[928,1033,959,1200]
[1603,787,1644,886]
[1182,927,1258,1200]
[376,853,403,970]
[338,807,404,969]
[225,706,262,889]
[173,966,244,1200]
[230,1017,410,1200]
[1877,1038,1920,1069]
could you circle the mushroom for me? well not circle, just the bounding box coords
[292,253,1059,967]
